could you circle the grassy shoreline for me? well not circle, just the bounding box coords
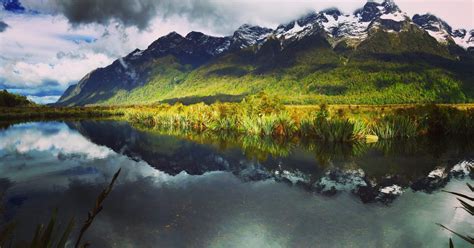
[123,102,474,142]
[0,106,126,120]
[2,96,474,143]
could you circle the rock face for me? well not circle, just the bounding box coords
[230,24,274,49]
[56,0,474,106]
[355,0,401,22]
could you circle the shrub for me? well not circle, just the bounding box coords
[272,113,297,137]
[242,92,284,116]
[314,118,356,142]
[373,115,418,139]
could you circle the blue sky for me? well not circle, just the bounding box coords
[0,0,472,104]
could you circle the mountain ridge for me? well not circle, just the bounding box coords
[56,0,474,106]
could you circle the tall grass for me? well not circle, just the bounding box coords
[124,95,474,143]
[372,116,418,139]
[314,118,357,142]
[6,93,471,143]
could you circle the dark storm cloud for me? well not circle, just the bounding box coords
[0,20,9,32]
[21,0,228,30]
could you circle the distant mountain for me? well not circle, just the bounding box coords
[56,0,474,106]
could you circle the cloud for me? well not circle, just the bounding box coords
[0,52,112,87]
[26,95,61,104]
[0,13,115,91]
[19,0,474,33]
[20,0,220,30]
[0,20,8,32]
[0,11,212,94]
[18,0,354,33]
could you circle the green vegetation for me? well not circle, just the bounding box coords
[4,93,474,144]
[100,53,472,106]
[0,106,125,120]
[0,90,33,107]
[123,93,474,143]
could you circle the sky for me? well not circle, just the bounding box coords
[0,0,473,104]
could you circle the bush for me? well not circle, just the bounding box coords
[373,115,418,139]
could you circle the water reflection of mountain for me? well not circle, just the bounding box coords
[67,120,473,203]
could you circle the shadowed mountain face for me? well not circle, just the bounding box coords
[56,0,474,106]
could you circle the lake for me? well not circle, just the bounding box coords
[0,120,472,247]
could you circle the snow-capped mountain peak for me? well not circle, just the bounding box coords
[355,0,402,22]
[295,11,320,26]
[320,8,343,21]
[452,29,474,49]
[412,13,473,49]
[275,19,316,42]
[412,14,452,42]
[231,24,273,49]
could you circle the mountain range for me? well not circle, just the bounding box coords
[56,0,474,106]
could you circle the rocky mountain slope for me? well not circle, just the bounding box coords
[56,0,474,106]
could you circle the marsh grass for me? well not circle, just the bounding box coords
[3,93,474,144]
[372,116,418,139]
[0,106,125,120]
[124,94,474,144]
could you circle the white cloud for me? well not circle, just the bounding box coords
[19,0,473,32]
[0,11,205,93]
[0,13,113,90]
[1,53,111,87]
[27,95,61,104]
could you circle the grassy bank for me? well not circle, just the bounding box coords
[123,93,474,143]
[0,106,126,120]
[3,93,474,143]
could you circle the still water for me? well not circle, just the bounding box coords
[0,120,472,247]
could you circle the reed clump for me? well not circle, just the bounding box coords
[123,93,474,143]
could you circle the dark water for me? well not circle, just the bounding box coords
[0,120,472,247]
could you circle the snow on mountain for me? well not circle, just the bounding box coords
[87,0,474,66]
[451,29,474,49]
[412,14,452,43]
[230,24,274,49]
[271,0,472,50]
[379,12,406,22]
[278,21,306,39]
[185,31,231,56]
[274,12,320,43]
[70,0,474,73]
[412,13,473,49]
[272,0,410,48]
[320,12,370,40]
[354,0,402,22]
[82,0,474,69]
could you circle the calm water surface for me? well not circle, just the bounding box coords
[0,120,472,247]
